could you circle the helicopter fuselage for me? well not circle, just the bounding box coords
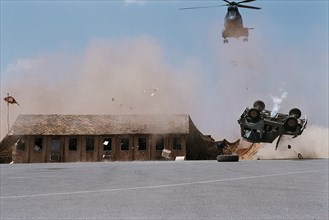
[179,0,260,43]
[224,6,243,29]
[222,6,249,43]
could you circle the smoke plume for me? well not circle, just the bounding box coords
[270,90,288,117]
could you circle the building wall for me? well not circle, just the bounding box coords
[13,134,186,163]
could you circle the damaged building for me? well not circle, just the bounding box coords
[0,114,224,163]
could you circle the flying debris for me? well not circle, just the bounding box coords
[238,100,307,150]
[144,88,159,96]
[4,94,20,106]
[288,145,303,159]
[150,88,158,96]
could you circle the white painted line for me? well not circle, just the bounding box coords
[0,170,319,199]
[7,176,56,179]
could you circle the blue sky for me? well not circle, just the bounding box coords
[2,0,327,71]
[0,0,328,140]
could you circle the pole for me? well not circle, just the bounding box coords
[7,93,10,133]
[3,93,20,134]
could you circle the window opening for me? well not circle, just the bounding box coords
[34,137,43,152]
[69,137,78,151]
[156,137,164,151]
[103,138,112,151]
[121,138,129,151]
[86,137,94,151]
[15,139,25,151]
[173,137,182,150]
[51,138,60,152]
[138,138,147,151]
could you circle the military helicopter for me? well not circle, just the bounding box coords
[180,0,261,43]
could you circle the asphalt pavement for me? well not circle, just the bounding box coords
[1,159,328,220]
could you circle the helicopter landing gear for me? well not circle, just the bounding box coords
[223,39,228,43]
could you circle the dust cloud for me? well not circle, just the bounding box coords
[1,29,328,160]
[1,36,205,138]
[256,125,329,159]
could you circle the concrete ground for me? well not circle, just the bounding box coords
[1,159,328,220]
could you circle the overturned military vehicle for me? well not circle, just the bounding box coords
[238,100,307,150]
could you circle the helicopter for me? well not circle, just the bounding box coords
[180,0,261,43]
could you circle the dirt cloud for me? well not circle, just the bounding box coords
[255,125,329,159]
[1,33,328,161]
[1,36,205,138]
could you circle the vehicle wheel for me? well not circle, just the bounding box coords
[217,155,239,162]
[289,108,302,119]
[253,100,265,111]
[248,108,260,121]
[284,117,298,132]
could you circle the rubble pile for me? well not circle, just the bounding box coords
[0,135,16,163]
[213,139,261,160]
[236,143,262,160]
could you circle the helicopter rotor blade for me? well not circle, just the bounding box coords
[237,4,261,10]
[222,0,232,4]
[222,0,261,9]
[237,0,256,4]
[180,0,261,10]
[179,5,222,10]
[222,0,255,6]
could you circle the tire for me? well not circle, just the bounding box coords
[284,117,298,132]
[253,100,265,111]
[217,155,239,162]
[289,108,302,119]
[248,108,260,121]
